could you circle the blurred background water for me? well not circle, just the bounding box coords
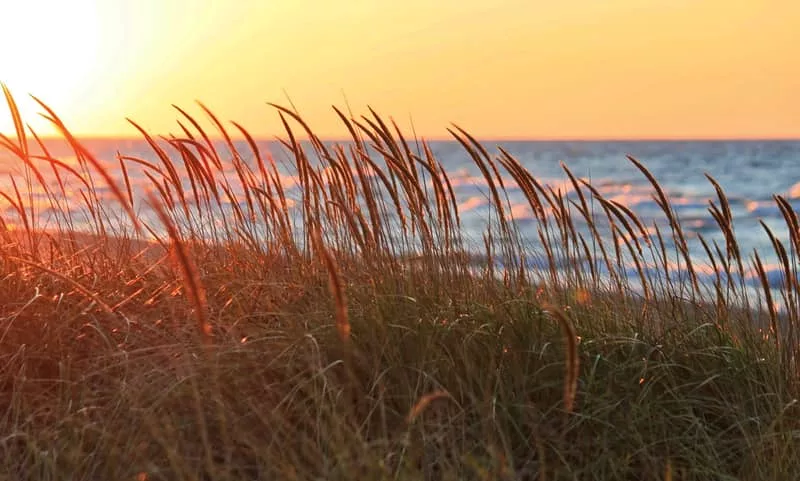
[1,138,799,292]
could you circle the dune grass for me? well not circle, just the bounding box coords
[0,85,799,480]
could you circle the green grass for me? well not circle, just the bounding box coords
[0,84,799,480]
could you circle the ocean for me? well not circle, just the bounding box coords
[1,138,799,295]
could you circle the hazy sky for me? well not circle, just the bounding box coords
[1,0,798,139]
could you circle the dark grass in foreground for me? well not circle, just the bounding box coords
[0,85,799,480]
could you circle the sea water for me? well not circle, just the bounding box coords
[1,138,798,295]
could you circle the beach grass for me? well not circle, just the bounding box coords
[1,85,799,480]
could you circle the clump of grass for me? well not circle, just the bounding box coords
[0,84,799,480]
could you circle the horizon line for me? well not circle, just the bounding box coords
[21,135,800,143]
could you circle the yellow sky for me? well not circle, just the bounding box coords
[1,0,798,139]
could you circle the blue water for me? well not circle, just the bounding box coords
[431,140,800,260]
[1,138,799,297]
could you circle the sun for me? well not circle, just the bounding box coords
[0,0,100,137]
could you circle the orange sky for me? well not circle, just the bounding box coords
[1,0,798,139]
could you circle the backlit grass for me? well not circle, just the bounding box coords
[0,84,798,480]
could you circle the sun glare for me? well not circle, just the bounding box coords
[0,0,100,136]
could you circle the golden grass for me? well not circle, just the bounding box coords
[1,84,799,479]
